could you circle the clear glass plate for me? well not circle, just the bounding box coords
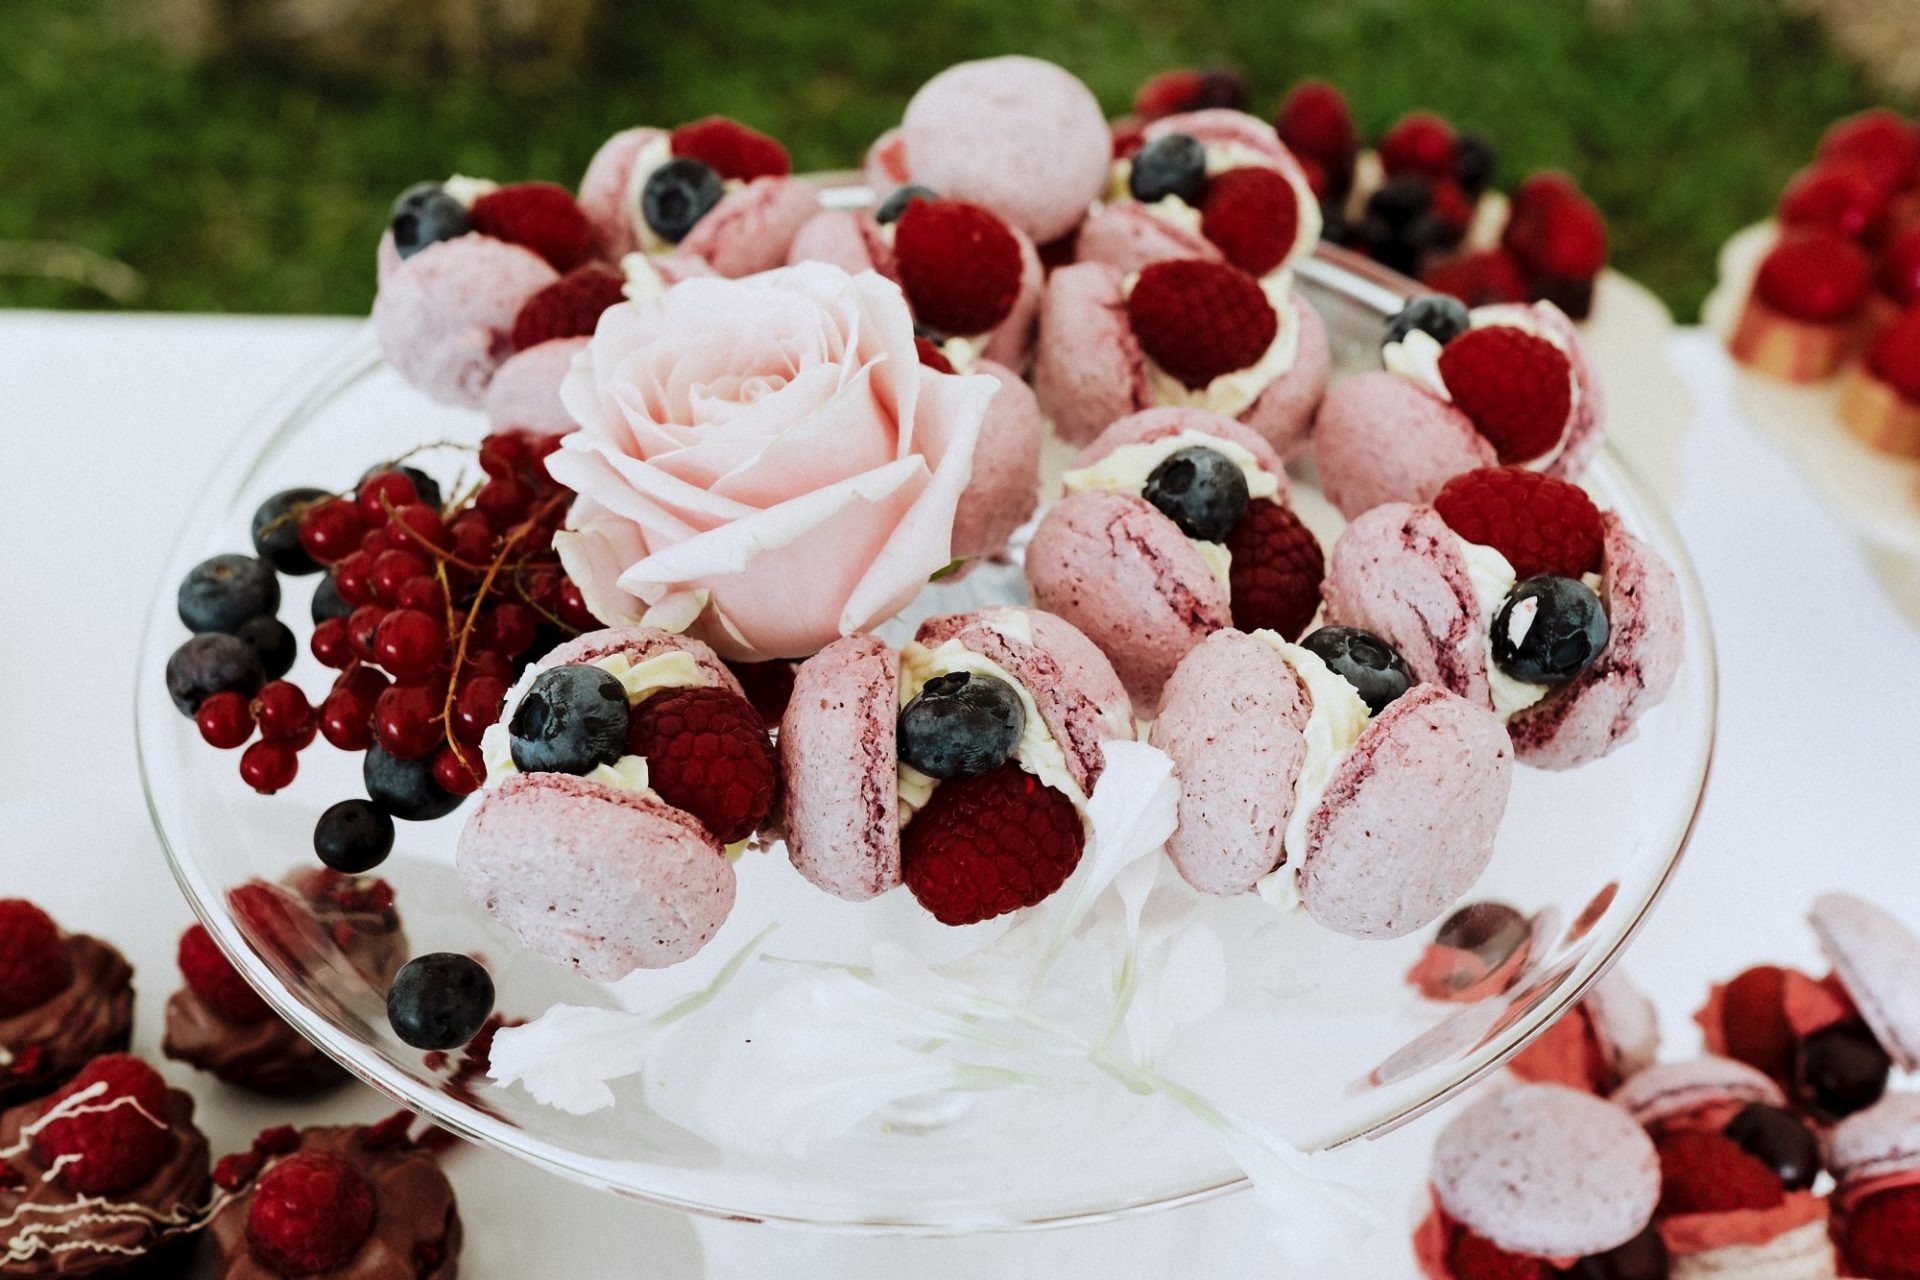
[136,238,1717,1232]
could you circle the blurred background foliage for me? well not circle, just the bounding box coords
[0,0,1910,317]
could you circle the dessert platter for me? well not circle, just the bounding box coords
[128,55,1714,1269]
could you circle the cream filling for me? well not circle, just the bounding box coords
[894,615,1088,829]
[1250,633,1372,914]
[443,173,499,209]
[481,650,705,794]
[1062,430,1283,593]
[1465,190,1510,254]
[620,253,671,305]
[1381,306,1582,472]
[1455,536,1606,720]
[622,135,744,255]
[1126,270,1303,417]
[1107,141,1323,277]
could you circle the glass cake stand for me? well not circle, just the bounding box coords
[136,224,1717,1274]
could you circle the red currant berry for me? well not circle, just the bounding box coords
[527,432,564,464]
[453,676,509,741]
[460,649,515,687]
[479,432,533,479]
[310,617,352,669]
[196,690,256,749]
[359,528,394,558]
[253,681,314,741]
[432,746,484,797]
[297,498,365,565]
[390,503,446,550]
[557,579,598,631]
[448,512,495,566]
[347,605,387,664]
[475,477,532,525]
[520,566,562,610]
[239,740,298,794]
[396,575,446,613]
[318,688,375,752]
[374,608,445,682]
[356,470,420,524]
[475,603,539,658]
[335,664,390,703]
[371,549,431,606]
[373,683,444,760]
[333,550,377,607]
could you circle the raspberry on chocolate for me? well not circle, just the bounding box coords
[1200,167,1302,277]
[902,762,1085,926]
[31,1054,176,1195]
[511,266,628,352]
[245,1150,376,1275]
[1433,467,1604,579]
[1126,258,1279,390]
[177,923,272,1026]
[1654,1129,1786,1217]
[626,687,778,844]
[0,899,71,1017]
[468,182,596,273]
[1436,325,1575,465]
[670,116,792,181]
[1225,499,1324,640]
[893,198,1024,338]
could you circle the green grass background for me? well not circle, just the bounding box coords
[0,0,1908,318]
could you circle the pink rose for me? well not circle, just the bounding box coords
[548,262,994,662]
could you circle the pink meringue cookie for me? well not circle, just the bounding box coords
[949,360,1044,563]
[372,235,559,408]
[483,336,587,435]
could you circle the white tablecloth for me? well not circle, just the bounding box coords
[4,314,1918,1276]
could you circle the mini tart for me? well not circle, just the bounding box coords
[1727,233,1871,382]
[0,935,132,1111]
[1839,309,1920,457]
[161,987,346,1098]
[0,1084,211,1277]
[206,1125,459,1280]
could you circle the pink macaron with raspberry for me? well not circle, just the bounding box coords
[1506,971,1662,1095]
[1829,1093,1920,1277]
[456,628,776,979]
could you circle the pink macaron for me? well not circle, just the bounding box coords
[1151,629,1513,940]
[780,609,1131,920]
[1322,501,1683,769]
[1416,1084,1661,1275]
[1314,300,1603,519]
[455,627,766,979]
[1031,258,1332,455]
[1810,892,1920,1073]
[949,360,1044,564]
[884,56,1110,246]
[1025,407,1320,711]
[1830,1093,1920,1275]
[372,235,559,408]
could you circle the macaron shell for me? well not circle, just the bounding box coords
[456,773,735,980]
[1587,970,1662,1082]
[979,225,1046,370]
[1075,405,1288,502]
[1033,261,1152,446]
[1810,892,1920,1071]
[1321,502,1493,709]
[1608,1056,1786,1131]
[1299,683,1513,939]
[1433,1084,1660,1259]
[1150,629,1310,895]
[863,127,911,196]
[1146,108,1299,172]
[538,626,744,699]
[1531,300,1606,480]
[372,235,560,408]
[1076,201,1223,277]
[786,208,888,273]
[1313,371,1497,518]
[950,360,1044,562]
[899,56,1110,245]
[484,336,588,436]
[1506,515,1684,770]
[677,177,824,278]
[1024,489,1231,713]
[577,126,670,260]
[1240,296,1332,458]
[1827,1093,1920,1186]
[780,634,903,901]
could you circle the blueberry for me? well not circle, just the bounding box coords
[386,953,494,1051]
[1452,131,1498,198]
[1723,1103,1821,1191]
[390,183,471,260]
[314,799,396,874]
[236,615,297,680]
[897,672,1026,779]
[178,554,281,635]
[1366,176,1433,231]
[251,487,329,576]
[642,159,725,243]
[357,464,443,512]
[1141,447,1249,542]
[508,665,630,775]
[876,184,937,225]
[1384,295,1471,347]
[166,633,266,716]
[1562,1226,1668,1280]
[1491,576,1609,685]
[311,573,353,625]
[1128,133,1209,206]
[1795,1025,1890,1120]
[363,746,464,822]
[1299,626,1412,716]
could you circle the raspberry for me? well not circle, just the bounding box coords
[1133,68,1244,120]
[1422,250,1530,308]
[1447,1225,1553,1280]
[893,199,1024,337]
[1510,171,1584,216]
[245,1151,377,1275]
[1379,112,1457,181]
[914,336,956,374]
[468,182,595,273]
[902,763,1085,926]
[626,687,777,844]
[1505,185,1609,280]
[1752,232,1873,323]
[1436,326,1575,465]
[1274,81,1356,175]
[1428,178,1476,241]
[1433,467,1604,579]
[1225,499,1324,640]
[1819,109,1920,193]
[670,116,792,181]
[511,266,627,351]
[1778,165,1888,241]
[1716,966,1797,1082]
[1878,228,1920,307]
[1842,1187,1920,1280]
[177,923,273,1025]
[1126,259,1278,390]
[1654,1129,1785,1216]
[32,1055,175,1194]
[1868,305,1920,401]
[0,899,70,1017]
[1199,167,1301,277]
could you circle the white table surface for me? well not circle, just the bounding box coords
[4,313,1919,1277]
